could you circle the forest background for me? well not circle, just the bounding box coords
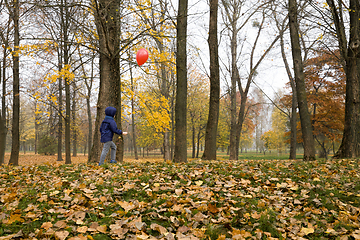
[0,0,357,165]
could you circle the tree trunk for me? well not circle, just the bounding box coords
[235,88,247,159]
[57,61,63,161]
[0,60,6,165]
[34,101,39,155]
[202,0,220,161]
[90,0,122,163]
[72,82,77,157]
[196,130,201,158]
[192,125,195,158]
[332,0,360,158]
[9,0,20,166]
[174,0,188,163]
[114,1,123,164]
[0,112,5,165]
[130,59,138,160]
[80,50,94,161]
[62,0,71,164]
[288,0,315,161]
[229,21,237,160]
[280,28,297,159]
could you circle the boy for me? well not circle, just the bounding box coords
[99,106,127,165]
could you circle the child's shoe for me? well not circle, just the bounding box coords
[110,160,117,163]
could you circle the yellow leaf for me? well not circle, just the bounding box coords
[325,228,335,234]
[97,225,107,233]
[301,227,315,235]
[195,180,203,186]
[7,214,24,224]
[216,235,226,240]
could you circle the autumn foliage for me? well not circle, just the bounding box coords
[280,50,345,157]
[1,158,360,239]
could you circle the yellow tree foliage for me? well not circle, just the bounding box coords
[261,107,287,152]
[122,77,171,149]
[32,64,75,110]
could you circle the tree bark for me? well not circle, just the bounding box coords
[57,60,63,161]
[62,0,71,164]
[173,0,188,163]
[229,22,238,160]
[130,60,138,160]
[0,58,7,165]
[288,0,315,161]
[280,27,297,159]
[9,0,20,166]
[72,81,77,157]
[330,0,360,158]
[202,0,220,161]
[89,0,122,163]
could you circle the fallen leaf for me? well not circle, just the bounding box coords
[216,235,226,240]
[195,180,203,186]
[0,230,23,240]
[77,226,88,233]
[41,222,53,230]
[301,227,314,235]
[175,189,183,196]
[208,203,219,214]
[118,201,136,212]
[62,194,72,201]
[150,223,168,235]
[55,230,69,240]
[54,220,67,229]
[6,214,24,224]
[97,225,107,233]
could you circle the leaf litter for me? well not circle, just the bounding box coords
[1,158,360,239]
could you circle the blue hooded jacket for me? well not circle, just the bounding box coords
[100,106,123,143]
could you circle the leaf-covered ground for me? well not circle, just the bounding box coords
[1,159,360,240]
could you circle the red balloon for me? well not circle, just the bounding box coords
[136,48,149,66]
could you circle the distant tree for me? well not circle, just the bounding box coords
[220,1,283,160]
[187,67,209,158]
[135,0,176,161]
[304,50,345,158]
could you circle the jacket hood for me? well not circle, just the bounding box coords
[105,106,117,117]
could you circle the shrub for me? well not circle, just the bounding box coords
[38,135,57,155]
